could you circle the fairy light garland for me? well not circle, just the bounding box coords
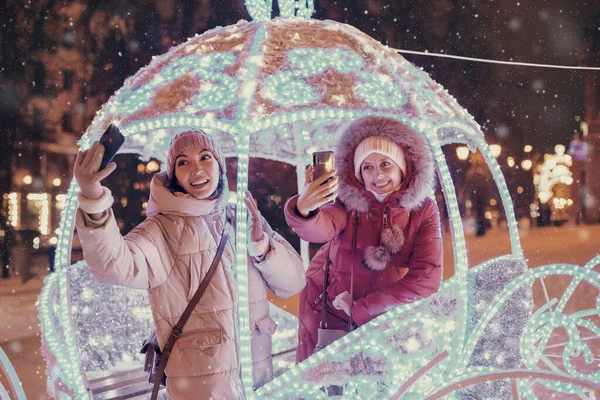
[119,52,238,115]
[37,4,600,398]
[0,346,26,400]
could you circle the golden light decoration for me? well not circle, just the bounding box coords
[521,159,532,171]
[55,194,67,210]
[507,157,515,167]
[27,193,50,235]
[53,178,62,187]
[524,145,533,153]
[7,192,19,227]
[23,175,33,185]
[456,146,469,161]
[145,160,160,173]
[539,191,551,204]
[489,144,501,158]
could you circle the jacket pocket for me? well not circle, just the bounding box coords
[177,328,222,349]
[254,315,277,336]
[166,328,236,378]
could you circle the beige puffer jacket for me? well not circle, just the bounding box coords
[75,172,305,399]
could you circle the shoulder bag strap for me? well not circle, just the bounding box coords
[320,211,358,331]
[348,212,358,331]
[151,211,232,399]
[319,243,333,329]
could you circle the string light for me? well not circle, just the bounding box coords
[0,346,26,400]
[395,48,600,70]
[7,193,19,228]
[26,193,50,235]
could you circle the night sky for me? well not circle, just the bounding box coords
[2,0,599,157]
[310,0,599,155]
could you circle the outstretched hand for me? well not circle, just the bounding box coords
[296,165,338,218]
[245,191,263,243]
[74,141,117,199]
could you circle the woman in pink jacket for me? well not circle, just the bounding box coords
[285,116,443,363]
[74,129,305,399]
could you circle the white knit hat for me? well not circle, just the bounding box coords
[354,136,407,182]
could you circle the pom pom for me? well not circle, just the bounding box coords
[363,246,391,271]
[381,225,405,254]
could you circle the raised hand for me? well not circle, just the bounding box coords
[74,141,117,199]
[245,191,263,243]
[296,165,338,217]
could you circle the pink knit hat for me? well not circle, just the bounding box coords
[166,129,225,180]
[353,136,407,182]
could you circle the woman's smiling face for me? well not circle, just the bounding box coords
[360,152,403,195]
[174,147,220,199]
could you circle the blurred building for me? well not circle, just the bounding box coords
[2,2,93,242]
[0,0,226,245]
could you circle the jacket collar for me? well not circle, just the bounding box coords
[146,171,228,217]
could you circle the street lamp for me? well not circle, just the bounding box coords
[507,157,515,167]
[456,146,469,161]
[23,175,33,185]
[521,159,532,171]
[524,145,533,153]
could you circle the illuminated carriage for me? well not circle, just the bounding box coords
[27,1,600,399]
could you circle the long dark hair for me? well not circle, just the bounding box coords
[169,167,225,200]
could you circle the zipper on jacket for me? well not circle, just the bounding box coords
[314,292,323,306]
[383,207,390,229]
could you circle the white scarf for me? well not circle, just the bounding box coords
[367,183,402,202]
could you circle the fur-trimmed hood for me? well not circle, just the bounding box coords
[336,116,434,213]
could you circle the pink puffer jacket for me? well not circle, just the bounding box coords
[76,172,305,399]
[285,117,443,363]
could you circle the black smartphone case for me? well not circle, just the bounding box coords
[99,124,125,170]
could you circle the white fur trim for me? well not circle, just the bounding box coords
[77,187,114,214]
[248,231,269,257]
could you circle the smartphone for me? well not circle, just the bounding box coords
[312,151,335,182]
[98,124,125,171]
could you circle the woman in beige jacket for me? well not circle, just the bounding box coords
[74,129,306,399]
